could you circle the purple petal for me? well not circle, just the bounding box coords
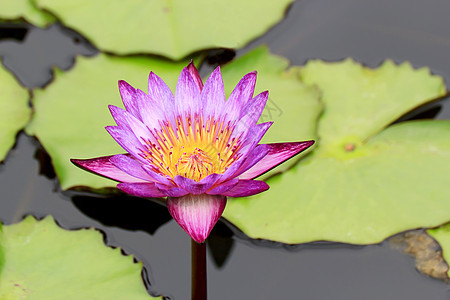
[218,125,272,181]
[109,154,154,182]
[147,72,177,127]
[239,141,315,179]
[156,183,189,197]
[109,105,156,145]
[173,174,221,194]
[117,182,166,198]
[134,89,167,130]
[207,178,239,194]
[142,165,175,186]
[175,67,201,118]
[148,71,175,103]
[113,108,153,143]
[105,126,149,164]
[236,121,273,158]
[118,80,140,119]
[109,105,131,129]
[233,91,269,137]
[230,144,271,178]
[71,156,148,183]
[167,194,227,243]
[221,180,269,197]
[201,66,225,119]
[223,71,257,122]
[187,61,203,92]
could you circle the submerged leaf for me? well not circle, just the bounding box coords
[34,0,293,59]
[0,62,31,161]
[427,223,450,278]
[224,59,450,245]
[389,230,448,280]
[0,216,159,299]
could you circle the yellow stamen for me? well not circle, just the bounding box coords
[141,115,241,181]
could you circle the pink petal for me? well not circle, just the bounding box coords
[109,105,131,129]
[173,174,221,194]
[233,121,273,160]
[221,180,269,197]
[175,67,201,118]
[230,144,271,178]
[148,71,175,103]
[109,154,154,182]
[105,126,147,163]
[147,72,176,126]
[219,126,271,182]
[207,178,239,194]
[233,91,269,137]
[239,141,315,180]
[134,89,167,130]
[142,165,175,186]
[167,194,227,243]
[118,80,141,120]
[71,155,147,183]
[187,61,203,92]
[222,132,273,181]
[201,66,225,119]
[111,108,153,144]
[223,71,257,123]
[155,184,189,197]
[117,182,166,198]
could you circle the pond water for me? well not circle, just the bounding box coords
[1,0,450,299]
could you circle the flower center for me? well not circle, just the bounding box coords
[140,114,242,181]
[175,147,214,181]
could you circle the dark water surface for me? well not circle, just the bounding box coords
[1,0,450,299]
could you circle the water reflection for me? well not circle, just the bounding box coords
[207,221,235,268]
[72,191,237,269]
[72,194,172,235]
[0,23,96,87]
[0,23,28,41]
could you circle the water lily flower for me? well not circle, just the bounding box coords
[72,62,314,243]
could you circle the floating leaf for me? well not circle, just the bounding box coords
[427,223,450,278]
[0,62,31,161]
[224,60,450,245]
[0,0,55,27]
[26,54,190,190]
[0,216,159,299]
[300,59,445,147]
[34,0,293,59]
[221,46,322,176]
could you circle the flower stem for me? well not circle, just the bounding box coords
[191,238,207,300]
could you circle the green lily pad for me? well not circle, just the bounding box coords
[427,223,450,278]
[26,54,190,190]
[221,46,322,176]
[0,62,31,162]
[34,0,293,59]
[300,59,446,147]
[224,60,450,245]
[0,216,159,299]
[0,0,55,27]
